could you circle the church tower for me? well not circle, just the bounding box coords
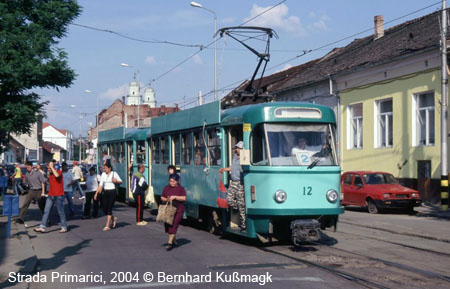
[126,81,141,106]
[143,86,156,108]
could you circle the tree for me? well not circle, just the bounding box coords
[0,0,81,153]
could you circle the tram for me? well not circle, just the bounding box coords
[98,101,344,244]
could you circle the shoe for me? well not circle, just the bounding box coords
[16,218,24,224]
[34,227,45,233]
[136,221,146,226]
[103,227,111,231]
[80,196,86,200]
[59,228,67,233]
[166,243,174,251]
[112,216,118,228]
[141,221,148,225]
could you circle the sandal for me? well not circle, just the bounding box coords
[103,227,111,231]
[112,217,118,228]
[59,228,67,233]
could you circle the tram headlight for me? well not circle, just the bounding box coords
[274,190,287,203]
[326,189,338,203]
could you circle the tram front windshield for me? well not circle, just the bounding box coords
[252,123,338,167]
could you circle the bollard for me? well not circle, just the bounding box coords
[2,194,19,238]
[441,175,449,211]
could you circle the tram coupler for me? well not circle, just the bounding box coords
[290,219,321,246]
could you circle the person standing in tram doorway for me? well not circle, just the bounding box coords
[219,141,246,231]
[132,164,148,226]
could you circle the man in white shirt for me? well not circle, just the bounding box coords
[83,167,101,219]
[62,162,75,217]
[71,161,85,199]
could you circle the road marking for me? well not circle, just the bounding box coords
[80,277,324,289]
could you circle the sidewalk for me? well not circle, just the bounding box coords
[0,213,38,284]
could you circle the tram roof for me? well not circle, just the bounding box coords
[151,101,221,135]
[221,102,336,125]
[126,128,150,141]
[98,127,126,143]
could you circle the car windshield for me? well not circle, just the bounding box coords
[252,123,338,167]
[363,173,398,185]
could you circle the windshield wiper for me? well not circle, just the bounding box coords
[307,147,330,170]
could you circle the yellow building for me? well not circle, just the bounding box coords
[340,67,446,203]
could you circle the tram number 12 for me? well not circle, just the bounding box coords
[303,186,312,196]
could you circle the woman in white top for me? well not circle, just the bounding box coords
[83,167,101,219]
[94,163,122,231]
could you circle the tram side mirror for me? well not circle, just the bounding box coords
[240,149,250,165]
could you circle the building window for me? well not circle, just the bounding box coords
[376,99,393,148]
[347,103,363,149]
[414,92,435,146]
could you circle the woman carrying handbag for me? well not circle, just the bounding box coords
[160,174,186,251]
[94,163,122,231]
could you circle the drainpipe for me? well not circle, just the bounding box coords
[329,75,341,165]
[440,0,449,211]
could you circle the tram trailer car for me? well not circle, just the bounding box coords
[150,101,344,245]
[98,127,151,204]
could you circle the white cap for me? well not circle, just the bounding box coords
[234,141,244,149]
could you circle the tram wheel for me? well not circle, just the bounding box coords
[367,199,379,214]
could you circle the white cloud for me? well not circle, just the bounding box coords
[192,54,203,65]
[172,67,182,73]
[307,14,330,32]
[243,4,306,36]
[100,83,129,100]
[145,56,156,65]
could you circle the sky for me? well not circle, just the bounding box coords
[40,0,443,137]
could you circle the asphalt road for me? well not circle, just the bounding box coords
[4,200,450,289]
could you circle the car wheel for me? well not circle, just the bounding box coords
[367,199,379,214]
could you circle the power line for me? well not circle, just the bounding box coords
[71,23,204,48]
[238,0,287,27]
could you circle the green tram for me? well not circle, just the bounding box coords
[98,101,344,244]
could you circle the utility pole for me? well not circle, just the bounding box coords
[441,0,449,211]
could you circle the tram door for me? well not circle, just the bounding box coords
[127,142,134,201]
[226,126,243,229]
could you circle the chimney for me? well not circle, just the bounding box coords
[374,15,384,39]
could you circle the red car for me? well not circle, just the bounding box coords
[341,171,421,214]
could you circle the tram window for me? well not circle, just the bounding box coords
[182,133,192,165]
[173,134,181,166]
[118,143,124,163]
[208,129,221,166]
[251,125,269,166]
[161,136,169,164]
[137,141,146,164]
[193,131,206,165]
[152,138,160,164]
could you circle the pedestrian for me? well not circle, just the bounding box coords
[17,161,47,224]
[62,162,75,217]
[34,160,67,233]
[94,163,122,231]
[219,141,246,231]
[161,173,186,251]
[71,161,85,199]
[83,167,101,219]
[167,165,176,175]
[132,164,148,226]
[12,162,24,195]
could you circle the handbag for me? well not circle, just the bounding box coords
[156,200,177,225]
[217,178,229,209]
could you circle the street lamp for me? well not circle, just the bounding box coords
[190,1,217,101]
[84,90,97,127]
[121,63,141,128]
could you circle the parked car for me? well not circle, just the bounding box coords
[341,171,421,214]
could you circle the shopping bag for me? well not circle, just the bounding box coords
[156,201,177,225]
[217,178,229,209]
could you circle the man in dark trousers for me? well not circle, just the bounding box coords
[132,164,148,226]
[17,162,47,224]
